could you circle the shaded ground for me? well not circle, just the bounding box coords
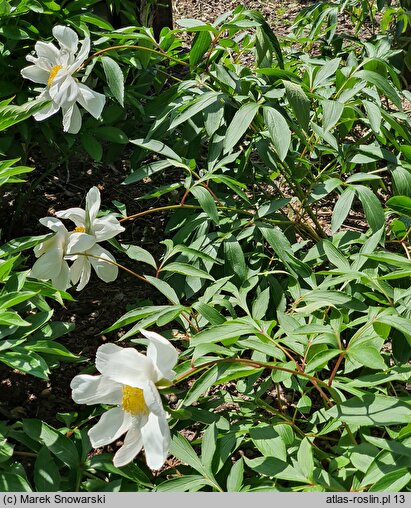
[173,0,302,36]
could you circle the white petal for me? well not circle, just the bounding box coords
[85,186,101,224]
[21,65,49,84]
[56,207,86,226]
[34,235,60,259]
[76,84,105,119]
[68,38,90,73]
[33,240,47,258]
[66,232,96,254]
[142,380,166,417]
[50,76,78,105]
[39,216,68,234]
[26,55,38,65]
[34,219,68,259]
[76,256,91,291]
[27,57,54,72]
[94,343,123,368]
[95,343,155,386]
[30,246,64,280]
[69,256,85,285]
[33,100,60,121]
[71,374,122,405]
[34,41,60,64]
[62,103,82,134]
[143,330,178,383]
[53,26,79,54]
[69,255,91,291]
[113,427,143,468]
[88,407,132,448]
[88,244,118,283]
[141,411,170,470]
[52,260,71,291]
[92,216,125,242]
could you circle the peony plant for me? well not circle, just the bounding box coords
[21,25,105,134]
[30,217,71,290]
[30,186,124,290]
[70,330,178,469]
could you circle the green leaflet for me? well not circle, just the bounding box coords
[326,394,411,425]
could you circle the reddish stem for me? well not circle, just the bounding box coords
[179,189,190,205]
[176,357,333,407]
[328,352,345,387]
[203,183,223,206]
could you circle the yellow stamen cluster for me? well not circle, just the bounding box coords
[48,64,62,86]
[121,386,148,416]
[73,226,86,233]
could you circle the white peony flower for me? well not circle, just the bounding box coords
[70,330,178,469]
[30,187,124,291]
[30,217,71,290]
[56,186,125,291]
[69,243,119,291]
[56,186,124,243]
[21,25,105,134]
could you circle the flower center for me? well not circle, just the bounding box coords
[121,386,148,416]
[48,64,62,86]
[73,226,85,233]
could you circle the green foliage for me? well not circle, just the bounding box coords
[0,240,78,380]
